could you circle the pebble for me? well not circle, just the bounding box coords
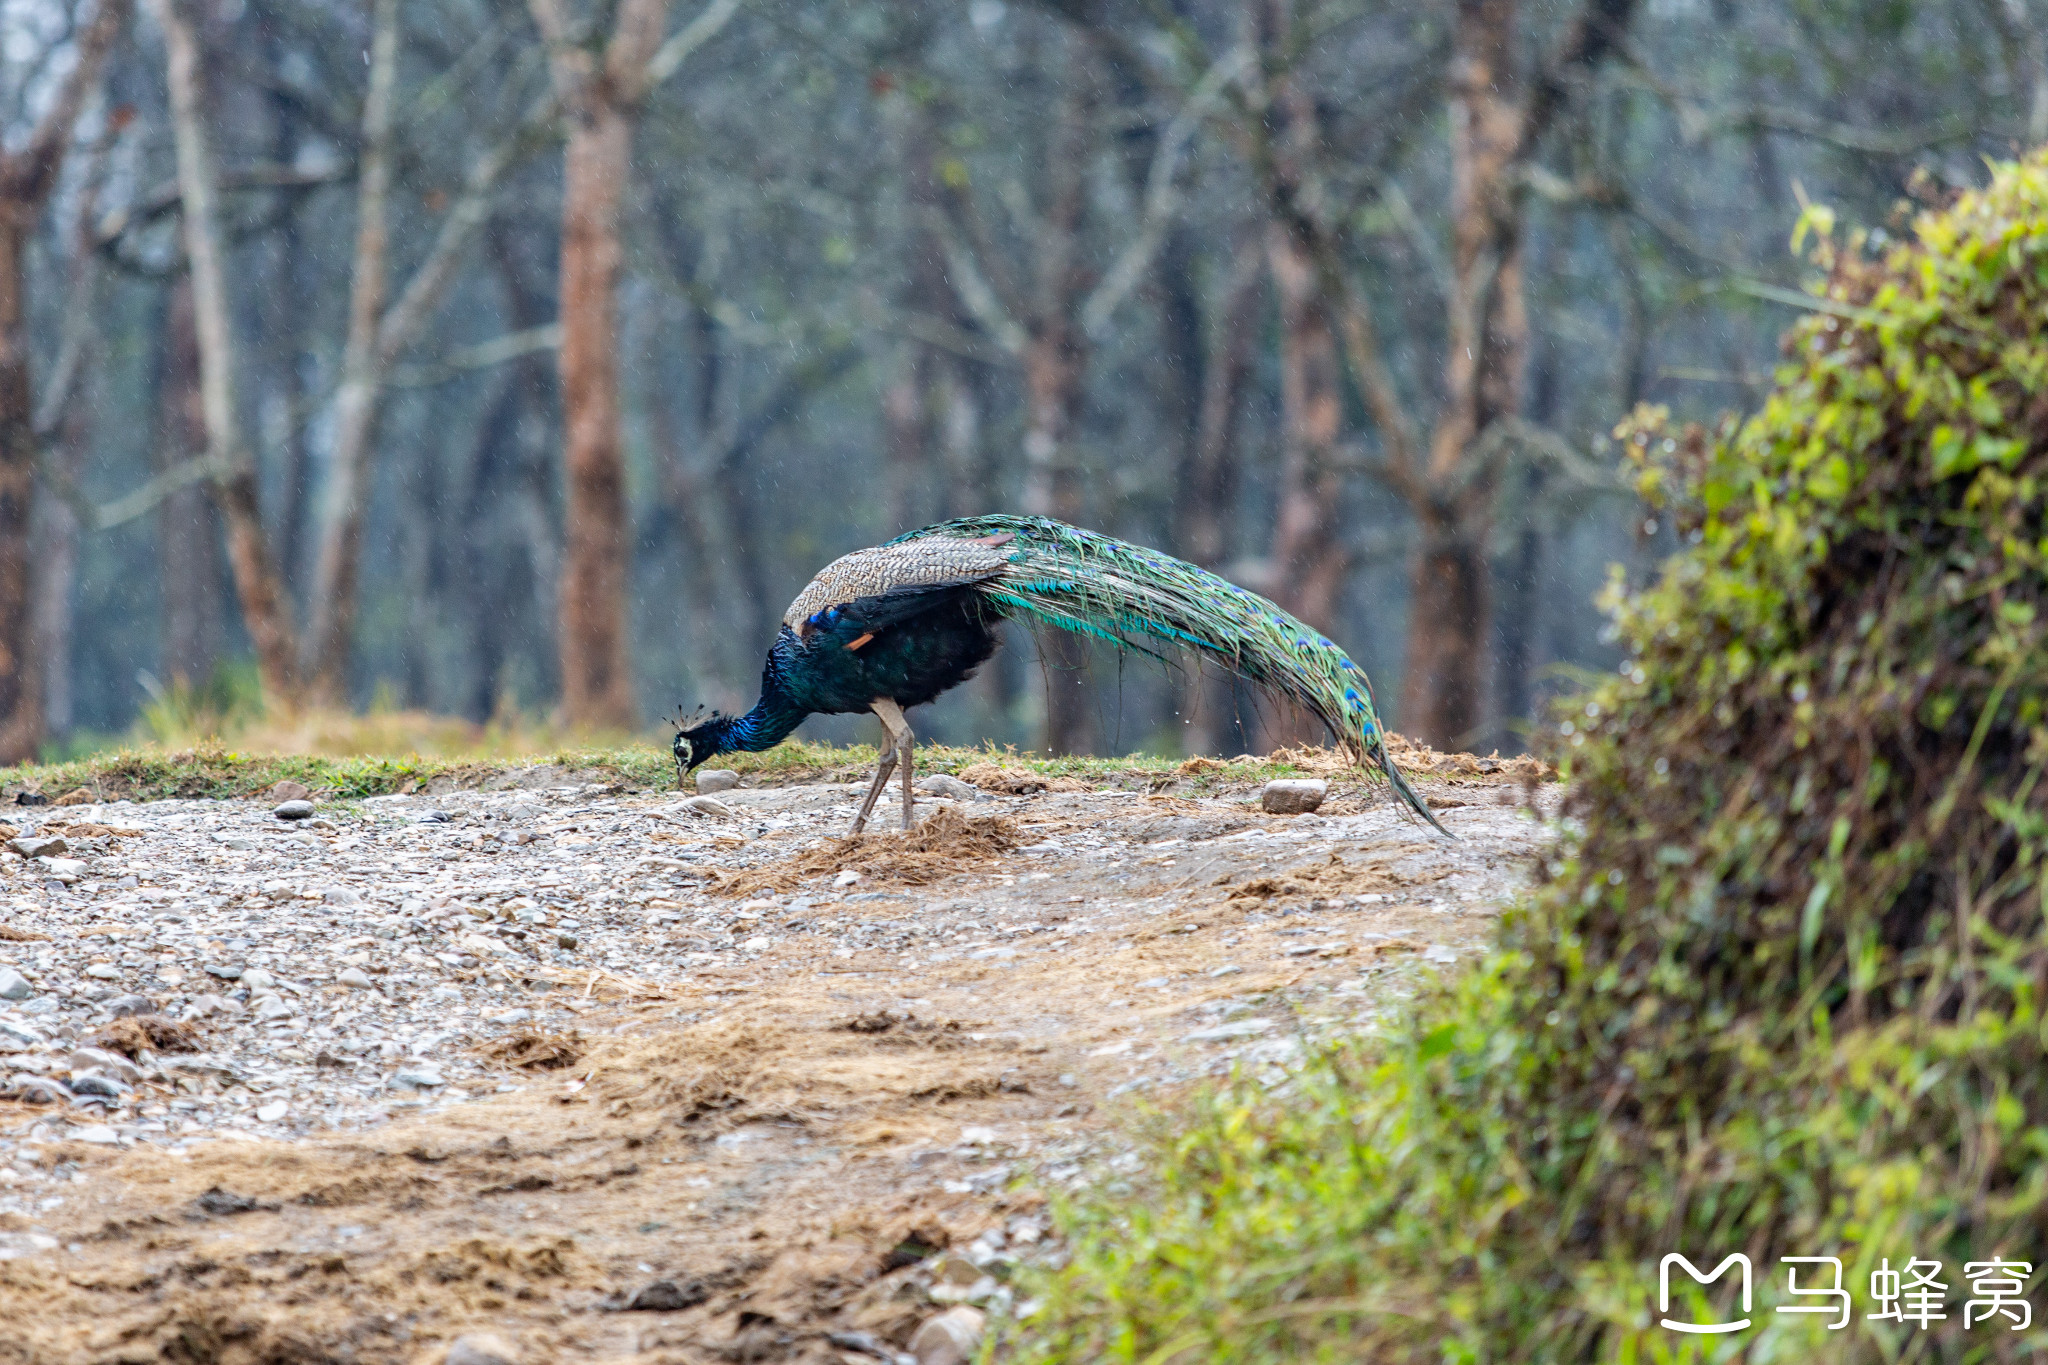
[82,963,121,980]
[442,1333,522,1365]
[394,1067,445,1090]
[681,795,734,818]
[256,1101,289,1122]
[322,887,362,906]
[909,1306,987,1365]
[692,769,740,793]
[6,835,64,858]
[337,968,376,990]
[915,774,981,801]
[1260,778,1328,814]
[1182,1019,1273,1043]
[105,994,154,1017]
[273,800,316,821]
[268,780,313,803]
[0,969,31,1001]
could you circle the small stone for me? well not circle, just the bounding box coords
[916,774,980,801]
[203,964,243,981]
[0,1231,58,1259]
[69,1072,130,1097]
[240,968,276,991]
[272,800,316,821]
[105,994,154,1018]
[254,996,294,1022]
[70,1047,142,1084]
[7,835,64,858]
[40,857,86,881]
[5,1075,70,1103]
[692,769,740,793]
[1260,779,1328,815]
[322,887,362,906]
[268,781,312,803]
[337,968,376,990]
[489,1008,532,1026]
[212,834,255,851]
[681,795,733,818]
[393,1067,445,1089]
[555,933,578,949]
[69,1124,120,1145]
[833,870,862,888]
[0,969,31,1001]
[255,1100,289,1122]
[442,1332,522,1365]
[908,1306,987,1365]
[623,1278,708,1311]
[1182,1018,1272,1043]
[83,964,121,980]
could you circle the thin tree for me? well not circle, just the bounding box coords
[146,0,301,703]
[0,0,131,762]
[526,0,741,731]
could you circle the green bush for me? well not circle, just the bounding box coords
[1010,152,2048,1362]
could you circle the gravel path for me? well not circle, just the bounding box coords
[0,767,1558,1356]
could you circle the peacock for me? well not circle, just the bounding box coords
[671,515,1447,836]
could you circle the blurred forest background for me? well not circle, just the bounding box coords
[0,0,2039,763]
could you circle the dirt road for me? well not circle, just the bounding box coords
[0,759,1556,1363]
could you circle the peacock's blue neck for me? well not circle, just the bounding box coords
[714,642,810,754]
[713,695,805,754]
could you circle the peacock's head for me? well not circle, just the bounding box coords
[670,707,727,785]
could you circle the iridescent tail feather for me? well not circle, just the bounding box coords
[888,515,1450,835]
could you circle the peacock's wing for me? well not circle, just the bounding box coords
[783,539,1012,636]
[888,514,1449,835]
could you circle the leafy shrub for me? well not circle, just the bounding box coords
[1010,151,2048,1362]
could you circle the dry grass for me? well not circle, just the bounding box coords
[955,762,1093,794]
[88,1014,204,1058]
[1222,846,1449,901]
[476,1030,585,1071]
[711,805,1023,898]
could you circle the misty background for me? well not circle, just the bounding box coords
[1,0,2039,761]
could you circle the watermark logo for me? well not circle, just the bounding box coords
[1657,1254,2032,1335]
[1659,1254,1751,1334]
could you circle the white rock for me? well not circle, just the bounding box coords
[909,1306,987,1365]
[256,1100,289,1122]
[833,870,862,888]
[0,1231,58,1260]
[71,1125,120,1145]
[693,769,740,792]
[240,968,276,991]
[70,1047,142,1084]
[8,835,64,858]
[442,1332,522,1365]
[39,857,85,880]
[916,774,980,801]
[337,968,376,990]
[1182,1019,1273,1043]
[682,795,734,818]
[1260,778,1328,815]
[82,963,121,980]
[393,1067,445,1089]
[0,969,33,1001]
[272,800,316,820]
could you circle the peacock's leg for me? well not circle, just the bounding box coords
[870,698,918,831]
[850,719,899,836]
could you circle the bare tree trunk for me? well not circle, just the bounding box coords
[156,279,224,688]
[0,0,129,761]
[1019,67,1098,756]
[554,103,638,730]
[1173,239,1262,758]
[1265,220,1348,634]
[1397,0,1529,750]
[303,0,399,701]
[149,0,301,704]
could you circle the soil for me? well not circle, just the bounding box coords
[0,762,1559,1363]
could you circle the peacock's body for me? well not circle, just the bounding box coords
[673,515,1445,834]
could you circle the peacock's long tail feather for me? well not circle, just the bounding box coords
[889,514,1448,835]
